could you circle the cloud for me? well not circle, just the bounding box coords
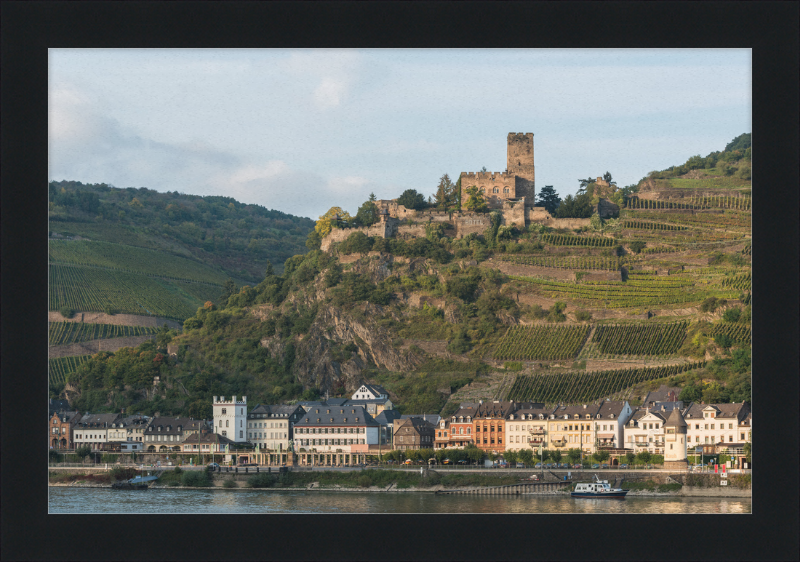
[278,50,362,110]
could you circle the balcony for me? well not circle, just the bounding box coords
[529,427,545,435]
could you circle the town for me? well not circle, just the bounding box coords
[49,382,751,472]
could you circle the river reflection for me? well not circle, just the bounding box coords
[49,488,751,514]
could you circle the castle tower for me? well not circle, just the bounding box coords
[213,395,247,443]
[663,407,688,470]
[507,132,535,203]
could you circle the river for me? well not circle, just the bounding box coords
[48,487,751,514]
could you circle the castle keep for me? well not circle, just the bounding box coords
[460,133,536,209]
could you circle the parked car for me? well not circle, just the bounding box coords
[534,463,542,468]
[619,463,628,469]
[591,463,600,469]
[207,462,220,470]
[601,464,609,469]
[443,458,451,464]
[457,459,468,465]
[516,463,525,468]
[572,463,582,469]
[497,461,508,468]
[560,463,569,469]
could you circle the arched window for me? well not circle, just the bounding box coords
[503,186,510,194]
[492,187,499,194]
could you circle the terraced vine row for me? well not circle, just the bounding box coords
[627,195,750,210]
[541,234,616,247]
[499,255,621,271]
[49,355,90,386]
[622,220,688,231]
[493,325,591,360]
[704,322,751,344]
[640,246,680,255]
[591,321,689,356]
[49,240,229,284]
[49,322,159,346]
[722,273,751,291]
[506,362,706,404]
[49,264,220,320]
[510,275,739,308]
[741,243,751,255]
[626,211,751,230]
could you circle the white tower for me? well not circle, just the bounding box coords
[663,407,688,469]
[213,395,247,442]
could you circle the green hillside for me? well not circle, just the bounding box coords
[48,182,316,322]
[55,135,752,417]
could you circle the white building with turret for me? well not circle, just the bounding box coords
[213,396,247,442]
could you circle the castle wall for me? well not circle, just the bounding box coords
[527,207,553,222]
[396,224,428,239]
[454,213,490,238]
[501,199,526,227]
[320,219,397,252]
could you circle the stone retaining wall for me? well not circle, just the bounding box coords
[48,312,181,329]
[49,335,156,358]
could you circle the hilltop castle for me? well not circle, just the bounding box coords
[321,132,611,251]
[460,132,536,209]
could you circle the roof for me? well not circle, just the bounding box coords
[361,383,388,396]
[450,405,478,420]
[400,414,441,426]
[550,404,602,419]
[49,399,71,414]
[373,410,403,425]
[664,407,688,428]
[296,405,379,427]
[113,415,149,428]
[77,413,122,427]
[395,417,435,432]
[183,432,236,445]
[643,385,682,406]
[146,416,206,435]
[248,404,304,418]
[345,397,392,405]
[595,401,629,419]
[474,401,517,419]
[326,398,349,406]
[511,406,558,419]
[53,411,81,423]
[682,402,750,421]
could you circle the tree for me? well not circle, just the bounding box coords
[433,174,455,210]
[305,230,321,250]
[464,186,488,213]
[555,193,593,218]
[504,450,518,465]
[397,189,427,210]
[636,450,651,465]
[465,444,484,465]
[743,432,751,462]
[418,448,434,462]
[628,240,646,254]
[550,449,562,463]
[577,178,595,192]
[315,207,352,238]
[566,448,582,464]
[594,449,610,463]
[75,445,91,460]
[219,279,237,305]
[536,185,561,214]
[625,452,636,465]
[369,192,377,202]
[678,383,702,403]
[517,448,534,466]
[724,133,751,153]
[602,171,613,184]
[354,200,380,227]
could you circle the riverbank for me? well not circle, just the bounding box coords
[49,467,751,496]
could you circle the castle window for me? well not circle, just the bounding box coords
[503,186,509,194]
[492,187,498,194]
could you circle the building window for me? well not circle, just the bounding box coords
[222,409,226,415]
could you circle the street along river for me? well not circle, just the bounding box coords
[49,487,751,514]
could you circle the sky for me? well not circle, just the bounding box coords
[49,49,751,220]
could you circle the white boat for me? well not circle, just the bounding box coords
[571,475,628,499]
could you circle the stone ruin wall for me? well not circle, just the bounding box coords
[320,220,397,252]
[454,213,490,238]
